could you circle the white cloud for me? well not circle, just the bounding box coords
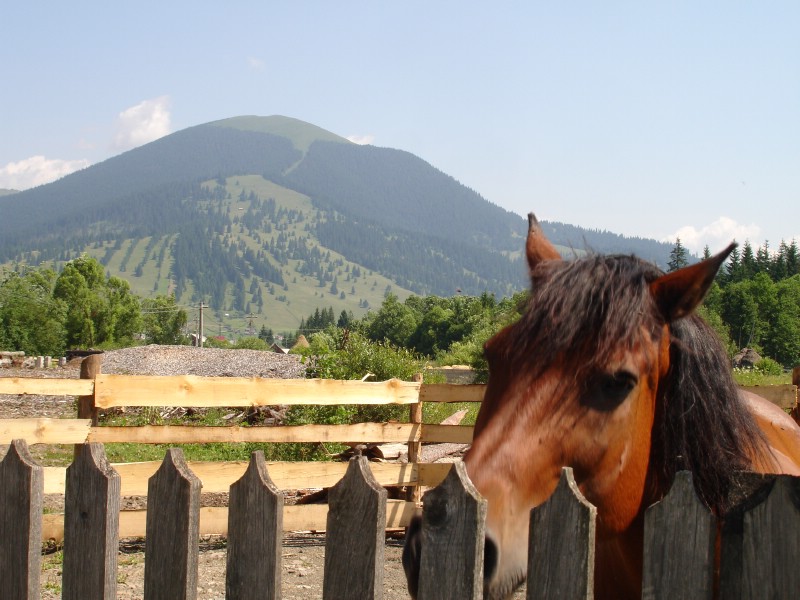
[664,216,761,254]
[346,134,375,145]
[113,96,172,151]
[247,56,266,70]
[0,155,91,190]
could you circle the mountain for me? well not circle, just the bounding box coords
[0,115,675,332]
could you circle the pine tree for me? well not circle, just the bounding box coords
[785,240,799,277]
[726,245,742,282]
[741,241,756,279]
[667,238,688,272]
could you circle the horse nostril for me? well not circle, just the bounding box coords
[484,536,499,582]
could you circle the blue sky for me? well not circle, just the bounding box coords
[2,2,798,253]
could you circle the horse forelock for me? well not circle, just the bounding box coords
[509,254,664,380]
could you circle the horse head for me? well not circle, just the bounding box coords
[405,214,736,599]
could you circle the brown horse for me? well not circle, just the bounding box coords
[404,214,800,599]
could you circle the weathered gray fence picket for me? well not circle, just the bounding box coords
[323,455,388,600]
[528,468,596,600]
[0,439,43,600]
[226,450,284,600]
[62,442,121,600]
[144,448,202,600]
[1,439,800,599]
[721,474,800,599]
[416,460,487,600]
[642,470,716,600]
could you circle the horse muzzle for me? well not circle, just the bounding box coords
[403,515,511,599]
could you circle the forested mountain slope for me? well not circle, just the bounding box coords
[0,115,676,330]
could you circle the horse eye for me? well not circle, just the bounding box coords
[584,371,638,411]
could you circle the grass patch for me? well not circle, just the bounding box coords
[732,368,791,386]
[423,401,479,426]
[102,441,341,464]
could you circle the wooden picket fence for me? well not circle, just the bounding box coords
[2,439,799,599]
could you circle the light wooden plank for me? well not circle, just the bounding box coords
[740,385,797,410]
[422,424,474,444]
[419,383,485,403]
[43,460,420,495]
[88,422,420,444]
[0,377,94,396]
[417,463,453,488]
[41,500,417,542]
[0,418,91,445]
[94,375,421,408]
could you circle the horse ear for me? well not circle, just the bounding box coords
[649,243,736,322]
[526,213,561,271]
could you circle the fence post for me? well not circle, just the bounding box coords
[527,467,595,600]
[0,439,43,600]
[407,372,424,503]
[323,456,388,600]
[226,451,283,600]
[641,471,715,599]
[417,460,486,600]
[144,448,202,600]
[77,353,102,428]
[720,472,774,600]
[723,475,800,598]
[62,442,120,600]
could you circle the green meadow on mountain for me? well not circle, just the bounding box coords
[0,116,675,333]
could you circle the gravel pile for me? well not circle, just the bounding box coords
[101,344,306,379]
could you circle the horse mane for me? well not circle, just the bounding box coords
[654,314,770,513]
[509,253,769,513]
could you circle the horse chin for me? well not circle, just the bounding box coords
[484,541,526,600]
[485,571,525,600]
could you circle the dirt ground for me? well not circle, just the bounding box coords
[39,533,413,599]
[2,359,526,599]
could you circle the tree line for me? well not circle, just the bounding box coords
[669,237,800,368]
[0,256,187,356]
[5,238,798,371]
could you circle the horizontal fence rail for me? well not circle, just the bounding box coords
[0,376,794,409]
[0,376,489,405]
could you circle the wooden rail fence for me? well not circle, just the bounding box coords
[0,360,798,541]
[0,359,485,540]
[1,440,798,599]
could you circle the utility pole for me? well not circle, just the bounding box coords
[198,302,207,347]
[246,313,257,336]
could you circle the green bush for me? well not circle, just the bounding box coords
[754,357,783,376]
[291,328,425,425]
[233,336,270,350]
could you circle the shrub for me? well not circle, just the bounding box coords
[754,357,783,376]
[233,336,269,350]
[291,328,425,425]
